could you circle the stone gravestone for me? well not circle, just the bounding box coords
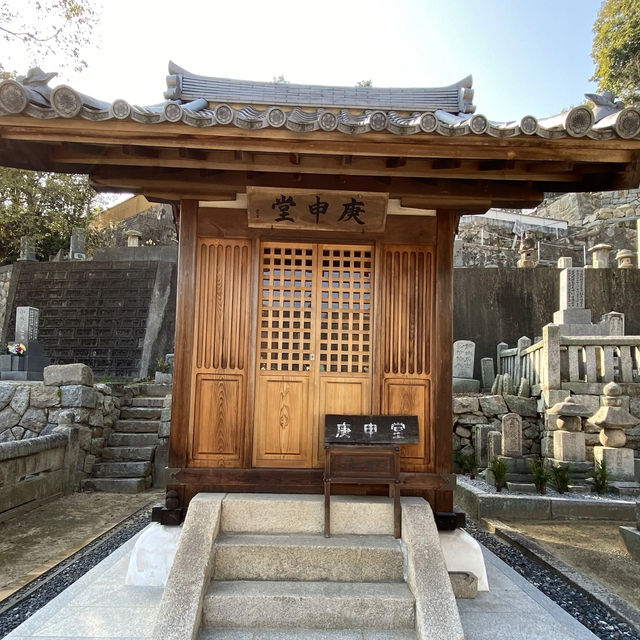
[17,235,37,262]
[15,306,39,342]
[69,228,87,260]
[501,413,522,457]
[452,340,479,393]
[0,306,47,381]
[552,266,592,328]
[480,357,495,392]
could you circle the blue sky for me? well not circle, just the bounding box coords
[5,0,603,122]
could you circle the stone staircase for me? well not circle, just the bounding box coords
[82,395,163,493]
[201,532,416,638]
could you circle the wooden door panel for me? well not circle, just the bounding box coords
[189,238,252,468]
[382,379,431,469]
[191,374,243,466]
[316,377,371,465]
[254,376,312,467]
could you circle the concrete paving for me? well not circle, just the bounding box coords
[3,526,598,640]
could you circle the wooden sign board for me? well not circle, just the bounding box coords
[325,415,420,444]
[247,187,388,232]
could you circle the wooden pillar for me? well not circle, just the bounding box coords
[167,199,198,504]
[433,211,456,513]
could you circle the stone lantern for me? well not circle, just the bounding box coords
[590,381,639,486]
[125,230,142,247]
[547,396,591,475]
[517,231,537,268]
[615,249,634,269]
[588,243,613,268]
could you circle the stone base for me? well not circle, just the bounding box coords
[439,528,489,591]
[506,482,537,494]
[125,522,183,586]
[1,370,44,381]
[453,378,480,393]
[497,455,535,474]
[609,481,640,497]
[547,459,593,481]
[553,309,592,325]
[594,446,635,482]
[553,431,585,462]
[567,485,591,494]
[619,526,640,562]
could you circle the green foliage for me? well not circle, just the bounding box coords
[0,0,98,77]
[592,460,610,495]
[154,357,170,374]
[550,465,571,494]
[530,457,552,494]
[489,457,507,490]
[356,79,373,87]
[0,168,101,265]
[454,451,477,476]
[591,0,640,104]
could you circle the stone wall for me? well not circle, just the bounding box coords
[4,259,176,379]
[0,364,120,482]
[0,432,73,516]
[453,394,542,462]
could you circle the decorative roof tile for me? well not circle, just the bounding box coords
[1,64,639,140]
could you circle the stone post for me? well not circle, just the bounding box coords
[541,324,560,392]
[496,342,508,375]
[515,336,531,386]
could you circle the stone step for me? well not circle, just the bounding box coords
[81,477,151,493]
[115,419,160,434]
[200,629,417,639]
[100,446,155,462]
[139,384,171,397]
[119,407,162,420]
[202,580,415,631]
[131,396,165,407]
[213,533,404,583]
[108,432,158,447]
[92,461,152,478]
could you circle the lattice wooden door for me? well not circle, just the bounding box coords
[253,242,373,468]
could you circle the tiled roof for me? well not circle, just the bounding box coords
[0,65,639,140]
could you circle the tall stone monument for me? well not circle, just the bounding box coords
[69,228,87,260]
[17,236,37,262]
[452,340,480,393]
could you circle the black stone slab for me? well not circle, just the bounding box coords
[324,414,419,444]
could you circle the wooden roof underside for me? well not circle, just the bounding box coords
[1,115,639,210]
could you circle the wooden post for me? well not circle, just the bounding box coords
[433,211,456,513]
[167,200,198,504]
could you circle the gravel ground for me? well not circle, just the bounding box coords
[465,519,640,640]
[0,507,151,638]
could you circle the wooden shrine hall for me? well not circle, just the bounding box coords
[1,64,640,523]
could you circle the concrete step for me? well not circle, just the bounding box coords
[200,629,416,639]
[100,446,155,462]
[213,533,404,583]
[81,477,151,493]
[116,419,160,434]
[202,580,415,631]
[131,396,165,407]
[108,432,158,447]
[119,407,162,420]
[92,461,152,478]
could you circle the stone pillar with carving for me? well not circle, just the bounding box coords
[590,382,640,496]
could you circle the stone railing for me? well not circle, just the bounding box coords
[498,326,640,394]
[0,428,77,517]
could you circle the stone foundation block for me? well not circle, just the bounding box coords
[553,430,586,462]
[60,385,97,409]
[504,395,537,417]
[44,364,94,387]
[594,446,635,481]
[30,385,61,408]
[479,395,508,417]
